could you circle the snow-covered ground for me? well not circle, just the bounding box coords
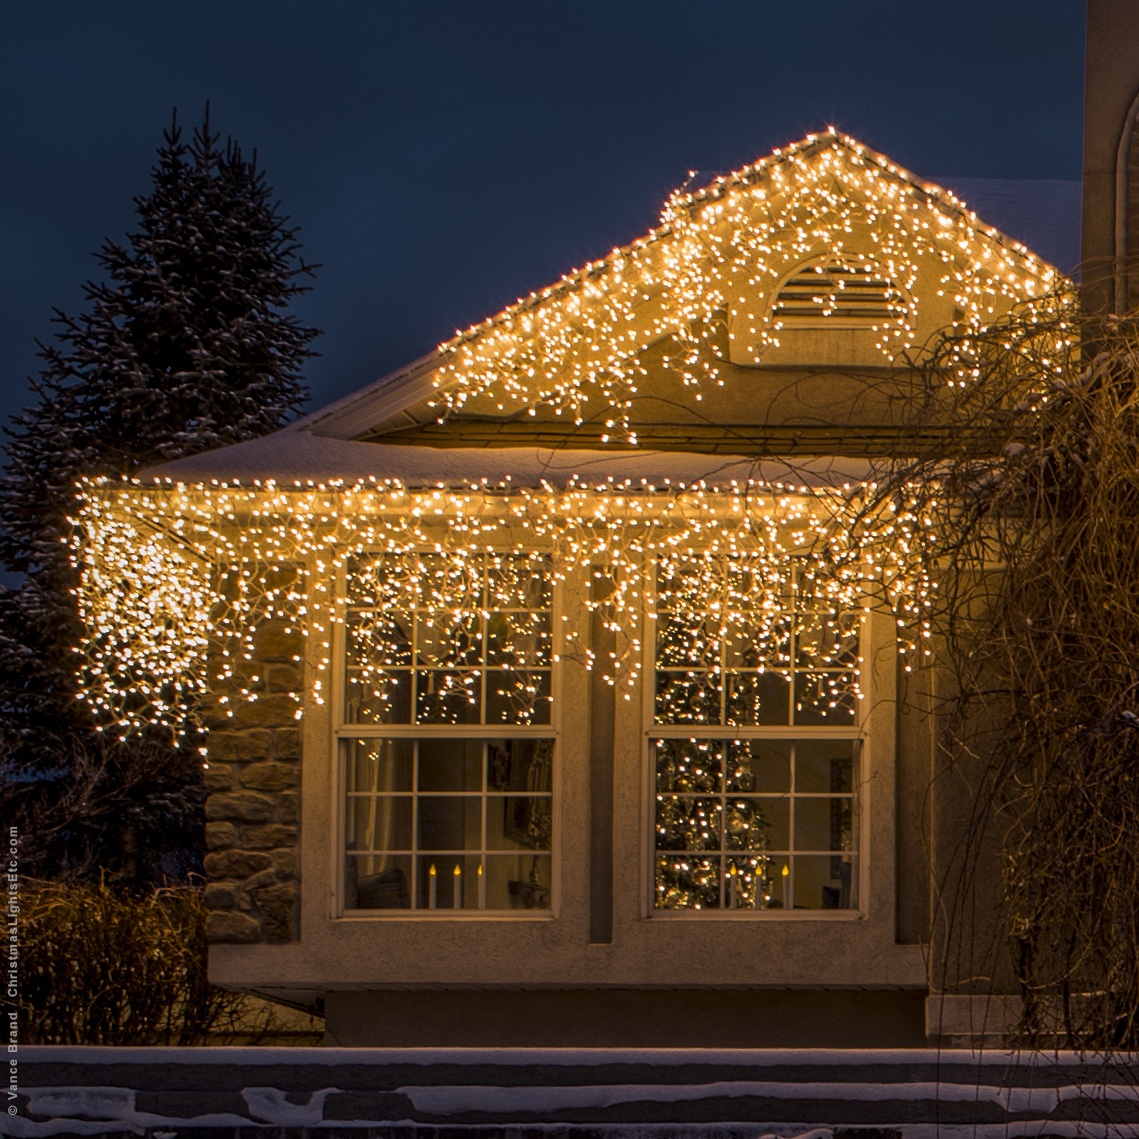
[13,1046,1139,1137]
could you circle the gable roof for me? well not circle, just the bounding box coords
[294,130,1060,444]
[145,131,1065,486]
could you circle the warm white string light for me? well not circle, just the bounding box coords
[68,131,1070,752]
[71,476,935,748]
[432,130,1058,439]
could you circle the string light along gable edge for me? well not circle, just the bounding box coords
[69,129,1070,753]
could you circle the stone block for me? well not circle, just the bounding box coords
[203,764,235,793]
[204,883,238,910]
[253,621,303,663]
[201,698,239,731]
[205,791,276,823]
[204,821,239,851]
[211,671,263,695]
[228,694,300,729]
[271,727,302,760]
[241,824,298,851]
[242,868,279,892]
[254,883,298,943]
[278,791,299,825]
[273,847,298,880]
[207,729,273,761]
[206,911,261,944]
[204,849,272,880]
[266,663,303,692]
[241,761,298,792]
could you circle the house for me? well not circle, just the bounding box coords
[75,130,1065,1047]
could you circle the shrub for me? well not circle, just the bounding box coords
[10,880,246,1045]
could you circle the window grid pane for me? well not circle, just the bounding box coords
[652,554,860,914]
[653,738,858,911]
[345,554,553,726]
[345,737,553,912]
[653,556,859,727]
[341,553,554,915]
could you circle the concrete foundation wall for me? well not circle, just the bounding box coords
[323,988,928,1049]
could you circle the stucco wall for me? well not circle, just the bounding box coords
[208,571,929,1044]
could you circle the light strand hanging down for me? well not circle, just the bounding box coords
[431,130,1061,441]
[69,132,1075,753]
[72,475,936,748]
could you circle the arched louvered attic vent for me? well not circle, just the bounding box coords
[770,261,904,327]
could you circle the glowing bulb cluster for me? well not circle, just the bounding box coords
[67,133,1070,751]
[432,131,1059,440]
[71,476,936,745]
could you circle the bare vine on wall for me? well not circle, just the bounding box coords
[869,293,1139,1048]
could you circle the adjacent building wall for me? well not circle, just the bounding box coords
[1082,0,1139,311]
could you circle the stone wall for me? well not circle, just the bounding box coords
[201,617,304,944]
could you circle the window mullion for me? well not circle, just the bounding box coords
[341,551,554,915]
[411,740,420,906]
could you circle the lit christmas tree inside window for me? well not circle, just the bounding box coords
[651,556,859,911]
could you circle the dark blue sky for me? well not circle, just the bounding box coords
[2,1,1086,433]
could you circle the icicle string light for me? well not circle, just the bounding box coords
[68,135,1074,749]
[431,131,1058,440]
[71,475,936,745]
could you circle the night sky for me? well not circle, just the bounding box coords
[1,1,1086,437]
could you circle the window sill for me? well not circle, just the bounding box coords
[646,908,866,921]
[336,910,557,922]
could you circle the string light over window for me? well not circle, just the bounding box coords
[69,131,1072,754]
[72,476,937,747]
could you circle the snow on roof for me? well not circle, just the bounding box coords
[141,430,875,491]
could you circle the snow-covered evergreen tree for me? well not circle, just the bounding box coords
[0,110,319,881]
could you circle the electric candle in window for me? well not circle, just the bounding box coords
[428,863,437,909]
[782,863,791,911]
[453,864,462,910]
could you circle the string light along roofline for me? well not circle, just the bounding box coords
[438,128,1052,354]
[299,128,1063,441]
[71,129,1071,745]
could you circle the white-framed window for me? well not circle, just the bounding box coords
[339,551,555,913]
[649,553,862,913]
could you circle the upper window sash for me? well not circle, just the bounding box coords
[339,550,554,730]
[650,553,863,731]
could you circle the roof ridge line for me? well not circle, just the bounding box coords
[302,130,1060,439]
[434,129,1047,359]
